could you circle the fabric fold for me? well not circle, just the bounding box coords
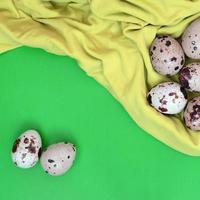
[1,0,200,155]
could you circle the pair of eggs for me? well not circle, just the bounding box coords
[147,82,200,130]
[11,130,76,176]
[148,82,200,130]
[148,18,200,131]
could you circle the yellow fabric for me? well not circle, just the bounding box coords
[1,0,200,156]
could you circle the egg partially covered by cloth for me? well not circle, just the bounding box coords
[179,62,200,92]
[184,96,200,131]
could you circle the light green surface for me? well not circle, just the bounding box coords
[0,47,200,200]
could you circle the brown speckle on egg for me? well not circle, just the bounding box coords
[174,66,179,70]
[169,92,178,98]
[159,95,167,105]
[12,139,20,153]
[26,144,36,154]
[165,41,171,46]
[171,57,177,62]
[190,105,200,121]
[48,159,55,163]
[24,138,29,144]
[158,107,168,112]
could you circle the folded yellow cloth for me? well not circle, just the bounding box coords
[1,0,200,155]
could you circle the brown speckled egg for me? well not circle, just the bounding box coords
[11,130,42,168]
[147,82,187,114]
[184,96,200,130]
[150,35,185,76]
[40,142,76,176]
[182,18,200,59]
[179,62,200,92]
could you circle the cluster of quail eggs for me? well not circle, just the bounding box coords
[11,130,76,176]
[148,18,200,131]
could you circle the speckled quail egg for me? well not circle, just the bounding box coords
[40,142,76,176]
[183,96,200,130]
[182,18,200,59]
[150,35,185,76]
[179,62,200,92]
[11,130,42,168]
[147,82,187,114]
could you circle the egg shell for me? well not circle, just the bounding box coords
[150,35,185,76]
[184,96,200,130]
[182,18,200,59]
[40,142,76,176]
[11,130,42,169]
[147,82,187,114]
[179,62,200,92]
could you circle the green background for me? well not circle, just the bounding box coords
[1,47,200,200]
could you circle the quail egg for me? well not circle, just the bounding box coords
[147,82,187,114]
[11,130,42,168]
[150,35,185,76]
[40,142,76,176]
